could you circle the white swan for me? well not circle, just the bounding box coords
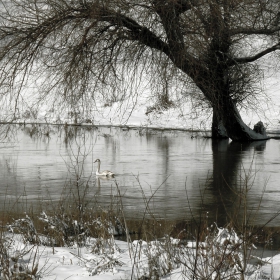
[94,159,115,177]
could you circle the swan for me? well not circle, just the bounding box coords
[94,159,115,177]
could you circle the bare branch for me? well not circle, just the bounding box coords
[231,43,280,65]
[230,27,280,36]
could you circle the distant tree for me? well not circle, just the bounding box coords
[0,0,280,141]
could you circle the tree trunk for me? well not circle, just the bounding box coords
[214,95,268,142]
[212,108,228,139]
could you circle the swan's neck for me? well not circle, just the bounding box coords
[96,161,101,173]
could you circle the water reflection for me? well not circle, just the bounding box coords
[0,124,279,226]
[210,139,269,225]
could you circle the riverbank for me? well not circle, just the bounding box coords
[1,212,280,280]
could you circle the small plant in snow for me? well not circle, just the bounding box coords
[7,215,40,245]
[86,248,124,276]
[131,236,180,279]
[90,217,120,254]
[0,234,41,279]
[82,217,123,276]
[39,211,90,247]
[180,224,259,279]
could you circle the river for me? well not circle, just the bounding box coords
[0,123,280,228]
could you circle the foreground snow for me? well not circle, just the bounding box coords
[2,232,280,280]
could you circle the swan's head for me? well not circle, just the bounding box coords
[94,159,100,163]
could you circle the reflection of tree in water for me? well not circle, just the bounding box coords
[0,124,18,142]
[0,123,52,143]
[145,131,171,180]
[209,139,267,226]
[62,124,98,147]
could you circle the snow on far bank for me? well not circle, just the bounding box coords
[11,73,280,134]
[11,93,280,134]
[0,54,276,133]
[2,55,280,134]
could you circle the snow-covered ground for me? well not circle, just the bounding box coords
[2,234,280,280]
[1,216,280,280]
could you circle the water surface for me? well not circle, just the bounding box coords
[0,124,280,227]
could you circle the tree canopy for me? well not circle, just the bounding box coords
[0,0,280,140]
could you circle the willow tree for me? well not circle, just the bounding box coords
[0,0,280,141]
